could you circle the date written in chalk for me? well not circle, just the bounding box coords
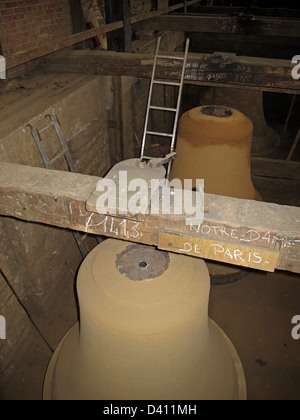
[103,405,197,417]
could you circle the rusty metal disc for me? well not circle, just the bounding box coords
[116,244,170,281]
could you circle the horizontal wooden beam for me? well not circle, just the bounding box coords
[185,32,299,61]
[131,1,200,25]
[251,158,300,182]
[187,6,300,19]
[0,162,299,274]
[133,14,300,38]
[5,1,199,70]
[45,50,300,94]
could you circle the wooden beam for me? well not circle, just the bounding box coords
[187,6,300,19]
[251,158,300,182]
[185,32,299,61]
[123,0,132,53]
[5,1,200,70]
[133,14,300,38]
[45,50,300,94]
[0,162,299,274]
[131,1,200,25]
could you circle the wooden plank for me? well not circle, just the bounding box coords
[252,176,300,208]
[123,0,132,53]
[187,6,300,19]
[184,54,298,94]
[131,1,200,25]
[158,231,280,272]
[45,50,300,94]
[185,32,299,61]
[133,14,300,38]
[0,162,299,274]
[287,128,300,162]
[251,158,300,181]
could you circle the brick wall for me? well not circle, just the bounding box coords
[0,0,72,57]
[0,0,156,58]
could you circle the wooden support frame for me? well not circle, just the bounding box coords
[186,5,300,19]
[123,0,132,53]
[133,14,300,38]
[45,50,300,95]
[0,162,299,274]
[5,1,200,70]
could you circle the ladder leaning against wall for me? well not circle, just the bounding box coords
[29,114,102,258]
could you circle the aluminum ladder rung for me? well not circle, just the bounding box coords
[146,131,173,138]
[153,80,181,86]
[39,121,55,134]
[149,105,177,112]
[49,149,68,165]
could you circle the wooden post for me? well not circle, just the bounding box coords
[104,0,125,52]
[123,0,132,53]
[184,0,188,13]
[158,0,169,10]
[69,0,92,50]
[287,128,300,161]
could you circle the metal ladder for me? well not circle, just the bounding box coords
[29,114,101,258]
[140,36,190,177]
